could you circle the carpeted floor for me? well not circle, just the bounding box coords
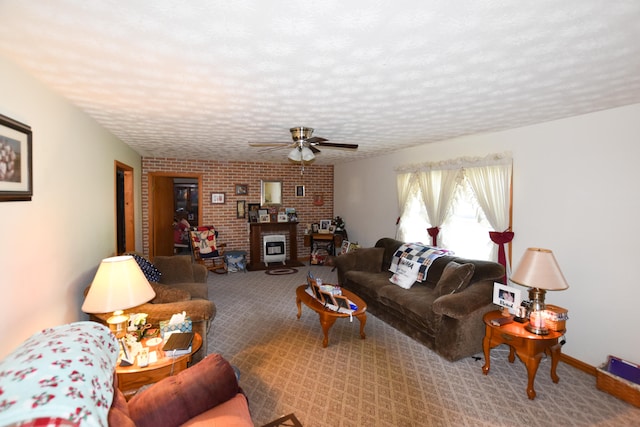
[206,264,640,426]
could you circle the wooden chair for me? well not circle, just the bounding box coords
[189,226,227,274]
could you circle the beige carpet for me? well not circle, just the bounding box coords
[205,264,640,426]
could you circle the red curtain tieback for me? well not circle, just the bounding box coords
[489,231,514,284]
[427,226,440,246]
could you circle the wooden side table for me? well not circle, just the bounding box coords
[482,311,564,400]
[116,332,202,399]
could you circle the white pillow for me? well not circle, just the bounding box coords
[389,258,419,289]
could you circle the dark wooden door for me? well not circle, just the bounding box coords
[152,176,175,257]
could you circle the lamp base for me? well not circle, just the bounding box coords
[107,310,129,339]
[525,288,549,335]
[525,323,549,335]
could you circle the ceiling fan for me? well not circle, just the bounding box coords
[249,127,358,170]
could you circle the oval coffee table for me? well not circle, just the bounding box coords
[296,285,367,347]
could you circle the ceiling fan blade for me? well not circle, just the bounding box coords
[258,145,291,153]
[248,142,290,147]
[306,137,328,144]
[308,145,321,154]
[316,142,359,150]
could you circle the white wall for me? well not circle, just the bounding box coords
[335,103,640,367]
[0,56,143,358]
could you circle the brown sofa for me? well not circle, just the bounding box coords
[0,322,252,427]
[86,255,215,363]
[333,238,505,361]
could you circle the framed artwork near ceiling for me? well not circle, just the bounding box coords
[0,114,32,202]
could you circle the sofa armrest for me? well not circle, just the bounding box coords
[191,263,208,283]
[127,354,241,427]
[90,299,215,324]
[432,281,493,319]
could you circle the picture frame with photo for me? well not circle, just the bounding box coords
[295,185,305,197]
[319,219,332,234]
[333,294,354,312]
[492,283,522,314]
[319,290,337,307]
[277,213,288,222]
[340,240,351,255]
[235,184,248,195]
[311,223,319,233]
[0,114,32,202]
[259,214,270,223]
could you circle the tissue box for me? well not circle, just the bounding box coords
[159,316,192,338]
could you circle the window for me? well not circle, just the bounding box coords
[395,152,512,265]
[399,178,493,260]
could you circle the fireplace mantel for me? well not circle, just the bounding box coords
[248,222,303,270]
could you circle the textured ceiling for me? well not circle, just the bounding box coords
[1,0,639,165]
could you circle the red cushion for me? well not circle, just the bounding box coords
[180,393,252,427]
[127,354,239,427]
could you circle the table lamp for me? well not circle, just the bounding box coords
[82,255,156,338]
[510,248,569,335]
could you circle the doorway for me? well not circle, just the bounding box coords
[148,173,202,258]
[115,161,135,254]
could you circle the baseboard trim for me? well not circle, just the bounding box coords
[561,353,596,376]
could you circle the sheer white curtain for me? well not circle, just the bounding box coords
[395,172,414,238]
[465,159,513,274]
[417,168,461,245]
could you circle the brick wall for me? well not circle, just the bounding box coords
[141,157,334,263]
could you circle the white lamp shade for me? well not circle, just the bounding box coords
[82,255,156,313]
[510,248,569,291]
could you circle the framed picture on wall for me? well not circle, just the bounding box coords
[236,200,246,218]
[211,192,225,204]
[0,114,32,202]
[295,185,305,197]
[235,184,248,195]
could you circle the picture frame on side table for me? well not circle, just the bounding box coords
[0,114,32,202]
[319,219,332,233]
[492,283,522,315]
[211,193,225,204]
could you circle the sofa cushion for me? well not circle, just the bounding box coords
[377,283,442,335]
[180,393,252,427]
[354,247,385,272]
[434,261,475,297]
[128,354,239,427]
[149,282,191,304]
[154,255,195,284]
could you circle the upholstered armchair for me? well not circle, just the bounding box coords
[85,255,215,363]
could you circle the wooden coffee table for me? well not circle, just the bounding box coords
[296,285,367,347]
[116,332,202,399]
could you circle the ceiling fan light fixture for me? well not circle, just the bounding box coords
[287,147,302,161]
[301,146,315,161]
[290,126,313,141]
